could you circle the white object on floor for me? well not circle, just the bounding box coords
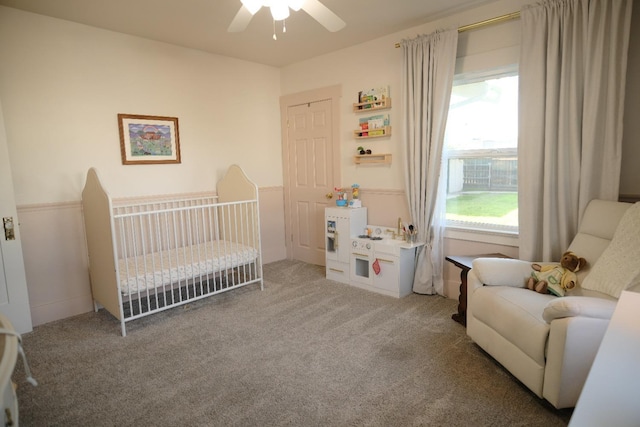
[569,290,640,426]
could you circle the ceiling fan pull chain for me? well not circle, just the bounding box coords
[273,19,277,40]
[283,19,287,33]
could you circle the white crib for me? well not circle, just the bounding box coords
[81,165,263,336]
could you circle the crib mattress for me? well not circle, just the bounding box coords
[117,240,258,295]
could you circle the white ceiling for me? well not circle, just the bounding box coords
[0,0,495,67]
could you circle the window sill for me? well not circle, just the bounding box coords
[444,226,519,247]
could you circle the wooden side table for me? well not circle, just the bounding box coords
[446,253,510,326]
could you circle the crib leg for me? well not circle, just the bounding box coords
[93,300,99,313]
[121,321,127,337]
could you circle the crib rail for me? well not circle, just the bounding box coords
[113,195,219,211]
[112,197,262,333]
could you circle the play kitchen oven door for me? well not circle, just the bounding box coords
[350,239,373,286]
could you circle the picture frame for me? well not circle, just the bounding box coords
[118,114,181,165]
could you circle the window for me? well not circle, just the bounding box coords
[443,69,518,233]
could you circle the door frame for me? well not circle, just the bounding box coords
[279,85,342,260]
[0,99,33,334]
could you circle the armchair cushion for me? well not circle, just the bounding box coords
[543,296,617,323]
[471,258,533,287]
[581,203,640,298]
[473,285,554,365]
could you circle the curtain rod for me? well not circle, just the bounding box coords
[394,11,520,48]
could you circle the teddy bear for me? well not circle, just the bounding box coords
[526,251,587,297]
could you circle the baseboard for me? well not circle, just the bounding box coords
[30,293,94,327]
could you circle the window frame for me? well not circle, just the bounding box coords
[443,66,519,236]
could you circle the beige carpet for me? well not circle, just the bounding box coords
[14,260,572,426]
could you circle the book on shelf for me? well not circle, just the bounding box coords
[358,86,390,108]
[357,118,369,136]
[359,114,389,130]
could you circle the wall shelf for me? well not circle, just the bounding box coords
[354,154,392,165]
[353,126,391,139]
[353,97,392,112]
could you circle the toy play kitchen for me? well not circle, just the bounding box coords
[325,205,423,298]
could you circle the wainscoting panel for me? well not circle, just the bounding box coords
[258,187,287,263]
[18,201,93,327]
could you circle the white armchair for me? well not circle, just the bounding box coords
[466,199,638,409]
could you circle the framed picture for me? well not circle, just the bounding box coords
[118,114,181,165]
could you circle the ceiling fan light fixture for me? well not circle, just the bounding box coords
[229,0,344,35]
[269,2,290,21]
[240,0,262,15]
[287,0,305,11]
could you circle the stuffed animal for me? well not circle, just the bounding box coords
[526,251,587,297]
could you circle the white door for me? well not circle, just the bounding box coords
[281,86,341,266]
[0,101,33,334]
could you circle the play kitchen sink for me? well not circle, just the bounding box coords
[375,236,418,254]
[358,224,421,253]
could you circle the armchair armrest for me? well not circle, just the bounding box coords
[543,297,617,323]
[471,258,533,287]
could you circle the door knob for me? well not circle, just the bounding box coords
[325,192,333,199]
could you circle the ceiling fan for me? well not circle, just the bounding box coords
[228,0,346,35]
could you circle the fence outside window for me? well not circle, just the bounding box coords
[446,148,517,194]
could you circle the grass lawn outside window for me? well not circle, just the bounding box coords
[446,192,518,229]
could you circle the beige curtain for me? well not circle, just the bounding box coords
[401,29,458,295]
[518,0,633,261]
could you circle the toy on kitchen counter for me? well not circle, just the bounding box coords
[349,184,362,208]
[404,223,417,243]
[351,184,360,199]
[334,187,347,206]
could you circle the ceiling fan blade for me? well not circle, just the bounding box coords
[228,5,254,32]
[301,0,346,32]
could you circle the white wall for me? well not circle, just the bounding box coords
[280,0,640,199]
[0,6,283,204]
[281,0,529,193]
